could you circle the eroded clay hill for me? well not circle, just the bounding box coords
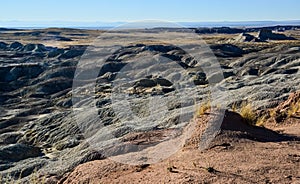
[0,27,299,183]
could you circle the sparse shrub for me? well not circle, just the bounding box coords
[269,99,300,123]
[269,109,277,118]
[256,115,267,127]
[231,102,238,113]
[195,100,211,117]
[287,101,300,118]
[239,102,256,125]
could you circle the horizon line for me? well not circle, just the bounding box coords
[1,20,300,29]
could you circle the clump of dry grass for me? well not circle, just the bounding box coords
[287,101,300,118]
[269,108,277,119]
[195,100,211,117]
[239,102,257,125]
[268,98,300,123]
[231,102,238,113]
[255,115,267,127]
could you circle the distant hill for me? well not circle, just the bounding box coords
[179,20,300,28]
[1,20,300,29]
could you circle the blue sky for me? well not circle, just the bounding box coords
[1,0,299,22]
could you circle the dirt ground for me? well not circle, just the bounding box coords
[61,115,300,184]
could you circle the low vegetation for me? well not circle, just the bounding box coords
[196,100,261,126]
[231,102,269,126]
[269,95,300,122]
[287,101,300,118]
[194,100,211,117]
[255,115,267,127]
[231,102,238,113]
[239,102,257,125]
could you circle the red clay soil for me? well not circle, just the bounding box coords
[58,92,300,184]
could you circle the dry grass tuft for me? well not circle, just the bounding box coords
[269,108,277,118]
[231,102,238,113]
[195,100,211,117]
[255,115,267,127]
[239,103,257,125]
[287,101,300,118]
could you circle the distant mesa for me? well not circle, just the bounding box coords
[194,26,298,43]
[257,28,296,41]
[194,25,300,35]
[231,28,297,43]
[195,27,244,34]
